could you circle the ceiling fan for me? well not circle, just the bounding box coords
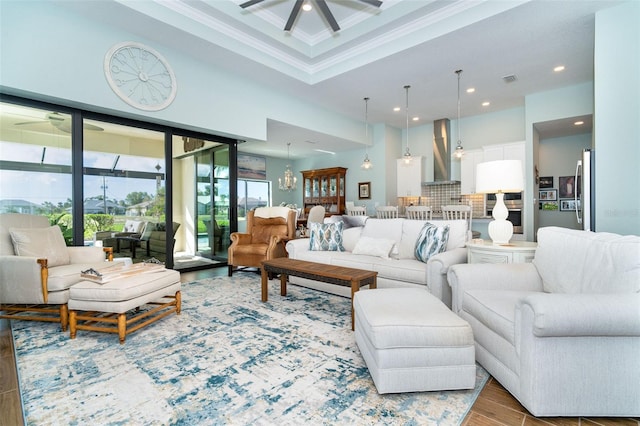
[239,0,382,32]
[15,112,104,133]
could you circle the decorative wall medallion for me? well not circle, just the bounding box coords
[104,42,177,111]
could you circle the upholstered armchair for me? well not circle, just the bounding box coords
[448,227,640,417]
[0,213,113,331]
[228,207,296,276]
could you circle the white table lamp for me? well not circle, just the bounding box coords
[476,160,524,244]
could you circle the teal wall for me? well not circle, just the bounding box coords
[0,1,365,148]
[2,1,638,236]
[594,1,640,234]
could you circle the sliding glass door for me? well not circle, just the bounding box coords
[82,119,165,263]
[2,95,237,271]
[194,146,230,261]
[0,103,74,239]
[172,136,231,268]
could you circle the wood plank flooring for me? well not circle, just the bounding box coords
[1,267,638,426]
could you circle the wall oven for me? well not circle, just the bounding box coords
[486,193,523,235]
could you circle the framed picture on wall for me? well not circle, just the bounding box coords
[540,201,559,211]
[539,189,557,201]
[539,176,553,189]
[559,176,577,198]
[358,182,371,199]
[237,154,267,180]
[560,199,580,211]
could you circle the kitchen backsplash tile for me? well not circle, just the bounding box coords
[397,183,486,217]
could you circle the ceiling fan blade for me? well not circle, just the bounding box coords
[14,120,49,126]
[284,0,303,31]
[358,0,383,7]
[239,0,265,8]
[84,123,104,132]
[316,0,340,32]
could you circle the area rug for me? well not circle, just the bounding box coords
[13,275,489,425]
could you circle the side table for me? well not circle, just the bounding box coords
[466,239,537,264]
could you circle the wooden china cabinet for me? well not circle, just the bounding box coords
[300,167,347,216]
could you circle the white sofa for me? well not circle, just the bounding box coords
[285,217,470,307]
[447,226,640,417]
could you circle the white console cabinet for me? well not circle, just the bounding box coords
[467,240,537,264]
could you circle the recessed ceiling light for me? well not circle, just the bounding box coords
[554,65,565,72]
[412,117,419,121]
[393,107,401,112]
[302,3,312,12]
[482,101,490,107]
[574,121,584,126]
[466,88,475,93]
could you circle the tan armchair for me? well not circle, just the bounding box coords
[0,213,113,331]
[228,207,296,276]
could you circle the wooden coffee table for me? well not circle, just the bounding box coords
[261,258,377,330]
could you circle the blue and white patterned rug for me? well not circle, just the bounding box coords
[13,275,489,425]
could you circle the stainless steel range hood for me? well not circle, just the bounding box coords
[427,118,459,185]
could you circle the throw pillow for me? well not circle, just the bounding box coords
[140,222,155,240]
[308,222,345,251]
[352,236,396,259]
[414,222,450,263]
[341,215,368,229]
[9,225,71,267]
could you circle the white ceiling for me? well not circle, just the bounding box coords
[58,0,614,159]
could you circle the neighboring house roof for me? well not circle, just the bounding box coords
[0,199,41,213]
[84,199,123,213]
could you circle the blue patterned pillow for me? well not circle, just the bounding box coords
[414,222,450,263]
[309,222,345,251]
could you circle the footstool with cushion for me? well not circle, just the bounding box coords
[68,268,181,344]
[353,288,475,394]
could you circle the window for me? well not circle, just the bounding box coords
[237,180,270,220]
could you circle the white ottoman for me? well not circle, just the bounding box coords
[353,288,475,394]
[69,269,181,344]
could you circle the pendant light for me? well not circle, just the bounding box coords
[361,97,373,170]
[278,142,297,191]
[454,69,465,160]
[403,85,412,164]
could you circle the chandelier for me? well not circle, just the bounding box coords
[454,69,465,159]
[361,97,372,170]
[278,142,297,191]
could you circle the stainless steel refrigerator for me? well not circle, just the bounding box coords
[575,149,595,231]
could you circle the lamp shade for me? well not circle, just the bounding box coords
[475,160,524,194]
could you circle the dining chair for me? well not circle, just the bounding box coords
[306,205,326,224]
[441,202,473,231]
[347,206,367,216]
[405,205,433,220]
[375,206,399,219]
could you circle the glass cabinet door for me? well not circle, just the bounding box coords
[312,178,319,197]
[340,176,345,196]
[321,177,328,197]
[330,176,337,196]
[304,178,311,198]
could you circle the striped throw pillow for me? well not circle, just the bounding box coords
[414,222,449,263]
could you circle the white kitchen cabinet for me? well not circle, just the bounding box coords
[482,145,504,162]
[461,142,525,195]
[460,149,483,194]
[397,156,422,197]
[482,141,525,163]
[481,141,525,182]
